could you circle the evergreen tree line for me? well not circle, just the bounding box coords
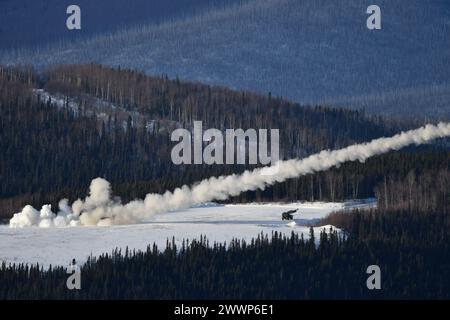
[43,64,396,153]
[0,65,448,219]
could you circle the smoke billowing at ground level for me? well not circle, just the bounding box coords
[9,122,450,228]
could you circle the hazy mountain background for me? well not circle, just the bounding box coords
[0,0,241,49]
[1,0,449,118]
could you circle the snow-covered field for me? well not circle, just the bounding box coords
[0,200,375,268]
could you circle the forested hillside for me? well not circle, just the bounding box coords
[1,138,450,299]
[0,64,404,219]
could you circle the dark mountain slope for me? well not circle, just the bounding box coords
[1,0,449,118]
[0,0,243,50]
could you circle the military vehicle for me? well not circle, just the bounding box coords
[281,209,298,220]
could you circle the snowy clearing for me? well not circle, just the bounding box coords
[0,200,375,268]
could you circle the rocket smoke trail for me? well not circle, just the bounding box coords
[9,122,450,228]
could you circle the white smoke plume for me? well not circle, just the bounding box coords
[9,122,450,228]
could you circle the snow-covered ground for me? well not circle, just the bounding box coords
[0,200,375,268]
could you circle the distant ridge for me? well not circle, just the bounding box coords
[1,0,449,118]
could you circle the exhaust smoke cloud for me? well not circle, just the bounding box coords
[9,122,450,228]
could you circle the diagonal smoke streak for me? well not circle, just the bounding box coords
[9,122,450,228]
